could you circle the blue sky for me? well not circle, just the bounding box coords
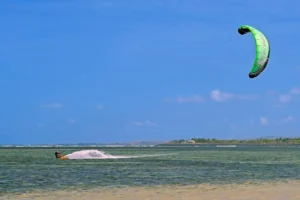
[1,0,300,144]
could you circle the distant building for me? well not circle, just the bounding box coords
[187,140,195,144]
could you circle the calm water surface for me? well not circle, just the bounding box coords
[0,146,300,195]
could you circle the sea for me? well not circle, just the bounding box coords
[0,145,300,197]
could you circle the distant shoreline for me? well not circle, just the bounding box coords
[165,137,300,145]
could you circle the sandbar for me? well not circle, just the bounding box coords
[2,180,300,200]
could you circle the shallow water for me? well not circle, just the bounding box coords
[0,146,300,195]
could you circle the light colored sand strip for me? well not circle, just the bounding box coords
[2,180,300,200]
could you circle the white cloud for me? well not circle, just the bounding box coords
[276,87,300,105]
[134,121,143,126]
[164,95,204,103]
[166,90,258,104]
[260,117,268,125]
[210,90,234,102]
[145,120,158,126]
[134,120,158,127]
[40,102,63,108]
[290,87,300,94]
[67,118,76,124]
[266,90,276,95]
[96,104,104,109]
[210,90,257,102]
[283,116,294,122]
[279,94,291,103]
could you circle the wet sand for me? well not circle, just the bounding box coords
[3,180,300,200]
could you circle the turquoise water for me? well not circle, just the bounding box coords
[0,146,300,195]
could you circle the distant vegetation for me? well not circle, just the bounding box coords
[168,137,300,145]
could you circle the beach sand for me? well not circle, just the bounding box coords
[3,180,300,200]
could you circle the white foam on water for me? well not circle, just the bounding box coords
[65,149,174,160]
[65,150,128,159]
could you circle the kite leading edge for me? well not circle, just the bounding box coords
[238,25,270,78]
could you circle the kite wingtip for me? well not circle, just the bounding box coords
[248,73,257,78]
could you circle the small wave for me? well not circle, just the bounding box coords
[65,150,175,160]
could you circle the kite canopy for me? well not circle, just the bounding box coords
[238,25,270,78]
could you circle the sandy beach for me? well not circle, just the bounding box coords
[3,180,300,200]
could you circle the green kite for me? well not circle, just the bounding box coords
[238,25,270,78]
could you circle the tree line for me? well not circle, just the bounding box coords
[168,137,300,145]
